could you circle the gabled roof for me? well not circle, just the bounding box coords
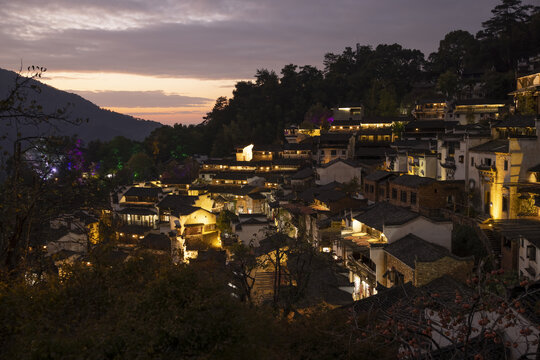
[492,114,536,128]
[157,194,197,210]
[281,203,317,215]
[123,187,162,198]
[390,175,435,188]
[353,202,419,231]
[297,182,343,203]
[174,204,204,216]
[384,234,455,269]
[291,167,314,180]
[314,190,347,204]
[469,139,509,153]
[247,192,266,200]
[352,274,470,313]
[491,219,540,249]
[364,170,395,182]
[319,158,361,169]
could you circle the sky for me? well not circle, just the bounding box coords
[0,0,504,125]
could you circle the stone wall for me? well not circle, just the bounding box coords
[385,254,414,286]
[415,256,474,287]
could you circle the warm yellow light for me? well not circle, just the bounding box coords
[242,144,254,162]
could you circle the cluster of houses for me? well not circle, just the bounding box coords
[43,70,540,323]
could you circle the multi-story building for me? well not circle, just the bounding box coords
[453,99,506,124]
[412,99,453,121]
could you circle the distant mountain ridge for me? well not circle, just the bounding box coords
[0,67,162,144]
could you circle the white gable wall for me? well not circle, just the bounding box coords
[383,217,453,251]
[316,161,362,185]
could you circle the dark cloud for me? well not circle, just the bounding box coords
[72,90,212,107]
[1,0,504,79]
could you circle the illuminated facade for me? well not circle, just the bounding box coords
[453,99,506,124]
[469,119,540,220]
[510,72,540,115]
[412,99,453,121]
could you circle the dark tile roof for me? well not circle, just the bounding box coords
[364,170,395,182]
[239,217,269,226]
[352,282,416,313]
[319,133,353,142]
[207,185,257,196]
[351,274,471,313]
[72,210,99,225]
[123,187,162,198]
[157,194,197,210]
[354,147,392,158]
[141,233,171,252]
[353,202,419,230]
[528,163,540,172]
[392,139,433,151]
[331,119,362,126]
[314,190,347,203]
[469,139,509,153]
[212,172,257,180]
[281,203,317,215]
[283,143,313,151]
[493,114,537,128]
[117,225,152,235]
[319,158,361,169]
[290,167,314,180]
[173,204,202,216]
[390,175,435,188]
[247,192,266,200]
[384,234,453,269]
[492,219,540,248]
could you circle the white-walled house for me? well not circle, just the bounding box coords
[316,158,362,185]
[235,215,270,247]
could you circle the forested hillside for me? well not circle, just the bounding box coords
[144,0,539,158]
